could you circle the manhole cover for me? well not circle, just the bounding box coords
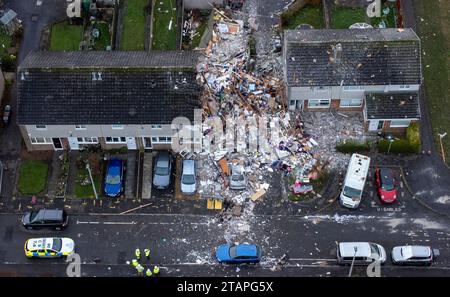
[31,14,38,22]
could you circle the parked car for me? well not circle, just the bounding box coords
[2,104,11,125]
[24,237,75,258]
[391,245,439,266]
[104,158,125,197]
[229,164,247,190]
[336,242,386,265]
[153,151,172,189]
[216,244,261,264]
[22,208,68,230]
[374,168,397,203]
[181,159,196,195]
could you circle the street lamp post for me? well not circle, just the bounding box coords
[386,135,394,154]
[86,163,98,200]
[438,132,447,163]
[348,246,358,277]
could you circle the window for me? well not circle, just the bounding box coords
[399,85,410,89]
[30,137,52,144]
[75,125,87,130]
[105,137,126,143]
[35,125,47,130]
[151,136,172,144]
[390,120,411,128]
[111,124,124,129]
[308,99,330,108]
[289,100,296,106]
[151,125,162,129]
[343,86,363,91]
[340,99,363,107]
[77,137,98,144]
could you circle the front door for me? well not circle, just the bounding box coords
[142,137,152,149]
[368,120,380,131]
[296,100,304,110]
[126,137,137,150]
[52,138,63,150]
[68,137,79,150]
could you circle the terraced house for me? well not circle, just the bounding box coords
[283,28,422,134]
[17,51,202,151]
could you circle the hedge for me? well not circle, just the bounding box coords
[378,138,420,154]
[336,140,371,154]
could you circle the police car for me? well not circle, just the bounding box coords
[24,237,75,258]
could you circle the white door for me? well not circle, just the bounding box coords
[126,137,137,150]
[368,120,380,131]
[68,137,79,150]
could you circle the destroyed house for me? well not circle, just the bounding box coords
[17,51,202,151]
[283,28,422,133]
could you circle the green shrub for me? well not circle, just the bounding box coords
[406,122,421,153]
[378,139,418,154]
[336,140,371,154]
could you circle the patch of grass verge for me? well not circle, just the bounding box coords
[18,160,49,195]
[288,171,330,202]
[120,0,148,50]
[336,140,371,154]
[75,167,102,199]
[152,0,178,50]
[331,6,366,29]
[50,22,83,51]
[92,22,111,50]
[281,5,324,29]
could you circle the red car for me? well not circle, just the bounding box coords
[374,168,397,203]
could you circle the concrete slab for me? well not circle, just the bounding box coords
[141,153,153,199]
[125,151,137,199]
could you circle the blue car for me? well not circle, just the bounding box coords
[104,159,124,197]
[215,244,261,264]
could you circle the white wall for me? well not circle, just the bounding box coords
[183,0,223,9]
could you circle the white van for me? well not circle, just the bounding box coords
[340,154,370,209]
[337,242,387,265]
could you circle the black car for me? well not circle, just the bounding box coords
[22,209,68,230]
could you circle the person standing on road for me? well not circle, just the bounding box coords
[144,248,150,260]
[136,264,144,276]
[145,268,152,277]
[131,259,138,267]
[153,265,160,276]
[135,248,141,260]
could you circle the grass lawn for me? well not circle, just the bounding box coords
[18,161,49,195]
[331,6,366,29]
[0,29,11,57]
[75,167,102,199]
[50,22,83,51]
[152,0,178,50]
[414,0,450,164]
[92,22,111,50]
[288,171,330,202]
[282,5,324,29]
[120,0,147,50]
[371,3,397,28]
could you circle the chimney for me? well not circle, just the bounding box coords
[333,43,343,63]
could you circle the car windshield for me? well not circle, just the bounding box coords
[106,174,121,185]
[155,166,169,175]
[381,174,395,191]
[232,174,244,181]
[182,174,195,185]
[52,238,62,251]
[370,244,380,258]
[343,186,362,199]
[229,246,237,259]
[29,211,39,222]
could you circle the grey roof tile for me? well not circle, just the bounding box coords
[365,92,420,119]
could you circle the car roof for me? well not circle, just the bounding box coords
[379,168,394,182]
[235,244,259,257]
[109,158,122,166]
[27,238,55,251]
[35,209,63,220]
[401,246,431,259]
[182,160,195,174]
[232,164,244,174]
[339,242,372,257]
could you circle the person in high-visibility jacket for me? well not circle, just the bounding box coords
[145,268,152,277]
[135,248,141,260]
[136,264,144,276]
[144,249,150,259]
[153,266,160,276]
[131,259,139,267]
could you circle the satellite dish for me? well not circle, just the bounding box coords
[296,23,314,30]
[349,23,374,29]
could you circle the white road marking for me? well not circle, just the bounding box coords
[103,221,137,225]
[76,221,100,224]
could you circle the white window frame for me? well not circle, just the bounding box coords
[35,125,47,130]
[340,99,363,108]
[308,99,331,108]
[151,125,162,129]
[105,136,127,143]
[111,124,124,130]
[390,120,411,128]
[75,125,87,130]
[30,137,52,144]
[77,137,98,144]
[151,136,172,144]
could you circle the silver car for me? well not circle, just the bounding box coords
[181,160,196,195]
[153,151,172,189]
[391,245,439,266]
[229,164,247,190]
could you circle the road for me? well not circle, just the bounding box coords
[1,211,449,277]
